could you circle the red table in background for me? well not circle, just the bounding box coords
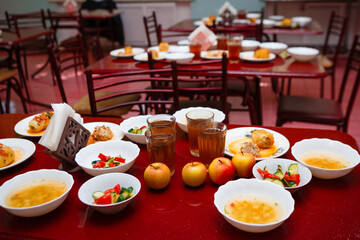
[0,113,359,239]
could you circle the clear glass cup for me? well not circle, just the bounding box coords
[147,114,176,134]
[145,128,176,175]
[227,35,243,63]
[237,10,247,19]
[186,110,214,157]
[217,34,228,50]
[198,122,227,169]
[189,41,202,61]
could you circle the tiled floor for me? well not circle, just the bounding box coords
[1,52,359,145]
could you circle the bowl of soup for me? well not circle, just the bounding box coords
[292,138,360,179]
[214,178,295,233]
[0,169,74,217]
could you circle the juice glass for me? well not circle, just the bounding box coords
[145,128,176,175]
[147,114,176,134]
[227,35,243,63]
[189,41,202,61]
[217,34,228,50]
[198,122,227,169]
[237,10,247,19]
[186,110,214,157]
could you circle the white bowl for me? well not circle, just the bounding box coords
[75,141,140,176]
[173,107,226,133]
[256,19,275,28]
[269,15,284,21]
[78,172,141,214]
[119,115,152,144]
[252,158,312,193]
[241,40,260,51]
[214,178,295,233]
[246,13,261,19]
[287,47,319,62]
[259,42,288,55]
[0,169,74,217]
[292,16,312,27]
[291,138,360,179]
[166,52,194,63]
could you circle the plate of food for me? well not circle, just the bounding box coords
[133,51,167,62]
[240,49,276,63]
[110,46,145,58]
[201,50,228,60]
[225,127,290,160]
[14,112,53,137]
[83,122,124,145]
[178,39,217,47]
[0,138,36,171]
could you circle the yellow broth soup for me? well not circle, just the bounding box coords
[224,194,283,224]
[301,152,350,169]
[5,179,68,208]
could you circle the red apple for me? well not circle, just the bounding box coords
[232,152,256,178]
[182,162,207,187]
[208,157,235,185]
[144,162,171,190]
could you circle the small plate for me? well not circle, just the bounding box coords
[0,138,36,171]
[201,50,228,60]
[240,51,276,63]
[83,122,124,143]
[147,45,189,53]
[110,48,145,58]
[133,52,167,62]
[225,127,290,160]
[177,39,217,47]
[14,114,47,137]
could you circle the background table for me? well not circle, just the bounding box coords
[0,113,359,239]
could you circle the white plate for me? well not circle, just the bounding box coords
[83,122,124,143]
[133,52,167,62]
[110,48,145,58]
[201,50,228,60]
[225,127,290,160]
[147,45,189,53]
[14,114,48,137]
[240,51,276,63]
[0,138,36,171]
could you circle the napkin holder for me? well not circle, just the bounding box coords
[46,117,90,172]
[220,9,235,25]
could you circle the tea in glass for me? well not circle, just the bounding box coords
[145,128,176,175]
[189,41,202,61]
[186,110,214,157]
[198,122,227,168]
[217,34,228,50]
[237,10,247,19]
[147,114,176,134]
[227,35,243,63]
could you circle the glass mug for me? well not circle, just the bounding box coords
[227,35,243,63]
[145,128,176,175]
[147,114,176,134]
[189,41,202,61]
[217,34,228,50]
[197,122,227,169]
[186,110,214,157]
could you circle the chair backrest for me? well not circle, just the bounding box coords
[322,11,348,64]
[170,53,228,119]
[143,11,161,47]
[48,35,88,103]
[47,9,83,44]
[85,68,175,117]
[5,10,47,32]
[337,35,360,125]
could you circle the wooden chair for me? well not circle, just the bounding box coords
[5,10,51,80]
[284,11,348,99]
[0,69,28,114]
[143,11,188,47]
[48,35,88,103]
[276,35,360,132]
[170,53,231,123]
[83,68,175,117]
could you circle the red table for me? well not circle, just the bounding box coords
[0,113,359,239]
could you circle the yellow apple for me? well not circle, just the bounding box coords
[208,157,235,185]
[144,162,171,190]
[182,162,207,187]
[232,152,256,177]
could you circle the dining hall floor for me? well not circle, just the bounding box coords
[1,50,360,146]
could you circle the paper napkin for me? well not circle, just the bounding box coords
[39,103,83,151]
[218,1,237,16]
[188,24,217,51]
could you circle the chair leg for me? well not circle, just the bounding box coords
[22,49,29,80]
[320,77,324,98]
[331,74,335,99]
[5,81,12,113]
[9,77,28,113]
[287,78,292,95]
[276,118,283,127]
[254,77,263,125]
[0,95,4,114]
